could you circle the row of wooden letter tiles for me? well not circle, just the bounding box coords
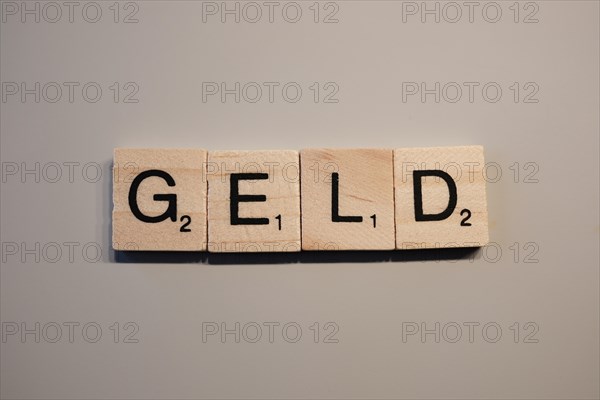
[112,146,489,252]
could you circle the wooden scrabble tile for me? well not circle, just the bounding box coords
[207,150,301,252]
[394,146,489,249]
[112,148,208,251]
[300,149,395,250]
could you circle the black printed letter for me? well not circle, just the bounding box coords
[230,173,269,225]
[331,172,363,223]
[129,169,177,223]
[413,170,457,222]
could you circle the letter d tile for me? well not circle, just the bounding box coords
[394,146,489,249]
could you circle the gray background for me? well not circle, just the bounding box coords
[1,0,599,399]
